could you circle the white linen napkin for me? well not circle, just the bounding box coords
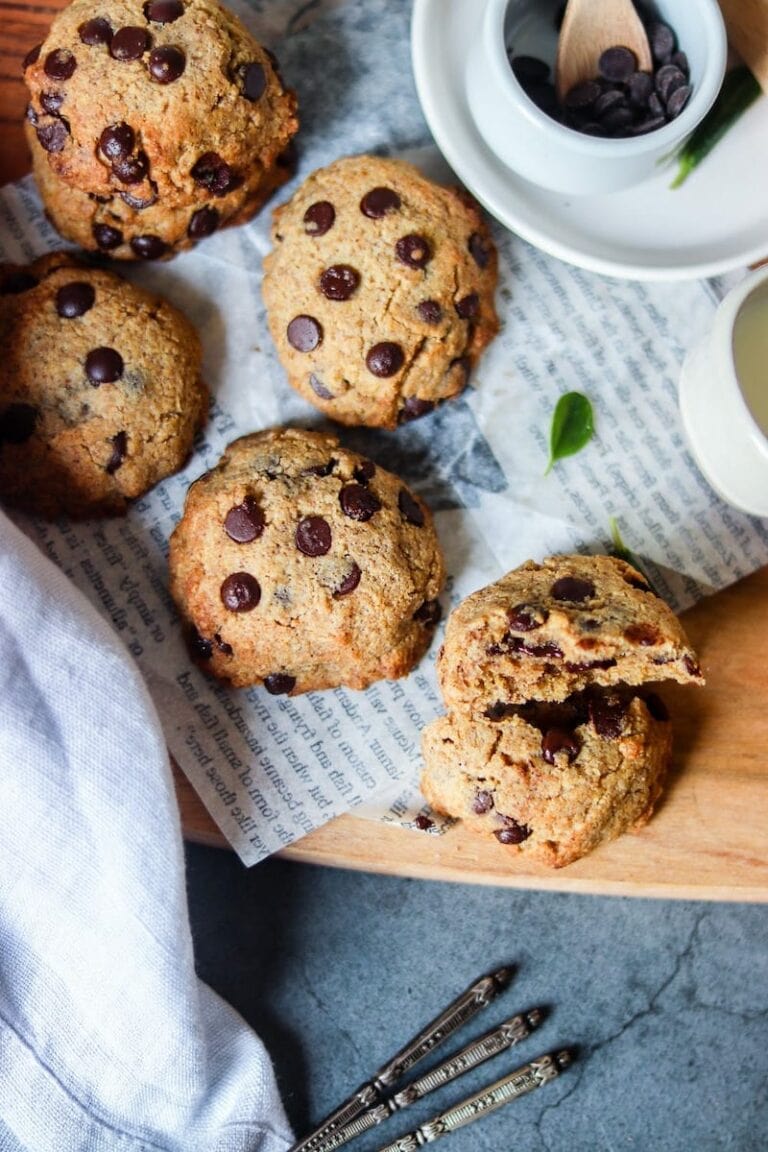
[0,509,292,1152]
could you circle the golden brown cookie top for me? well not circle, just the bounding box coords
[169,427,445,692]
[263,154,499,429]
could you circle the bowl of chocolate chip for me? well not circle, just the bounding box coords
[465,0,726,195]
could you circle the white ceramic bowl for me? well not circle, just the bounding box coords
[465,0,727,195]
[679,266,768,519]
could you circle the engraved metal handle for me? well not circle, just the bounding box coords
[374,1051,573,1152]
[288,967,512,1152]
[311,1009,543,1152]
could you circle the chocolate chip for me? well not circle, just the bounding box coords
[295,515,332,556]
[649,21,675,63]
[508,604,547,631]
[264,673,296,695]
[110,27,150,61]
[648,91,664,118]
[40,90,65,115]
[287,315,322,352]
[500,635,564,659]
[360,186,401,218]
[191,152,237,194]
[120,189,158,210]
[602,105,635,133]
[23,43,42,69]
[0,403,37,443]
[627,70,653,106]
[188,627,212,660]
[593,89,625,118]
[303,201,335,236]
[56,282,95,318]
[353,459,375,485]
[243,61,266,101]
[130,234,167,259]
[671,51,689,76]
[0,272,38,295]
[144,0,184,21]
[551,576,595,603]
[78,18,113,45]
[398,488,424,527]
[99,122,135,160]
[645,693,669,722]
[188,207,219,239]
[105,430,127,474]
[309,373,333,399]
[598,46,637,83]
[26,103,38,125]
[414,814,434,831]
[302,458,336,477]
[564,657,616,672]
[396,234,431,269]
[542,728,580,764]
[510,55,550,84]
[221,572,261,612]
[417,299,442,324]
[366,342,404,377]
[36,121,68,152]
[564,79,601,110]
[624,623,661,646]
[495,819,531,845]
[339,484,381,522]
[44,49,77,80]
[85,347,123,385]
[213,633,233,656]
[666,84,691,119]
[334,562,361,597]
[319,264,360,301]
[149,44,185,83]
[468,232,491,269]
[656,63,686,102]
[588,693,628,738]
[93,223,124,250]
[455,292,479,319]
[224,496,265,543]
[413,599,441,628]
[473,789,494,814]
[399,396,435,423]
[112,151,149,184]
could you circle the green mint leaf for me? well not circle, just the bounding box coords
[545,391,594,474]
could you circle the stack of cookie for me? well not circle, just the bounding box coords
[421,554,704,867]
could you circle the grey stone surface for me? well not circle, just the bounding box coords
[185,845,768,1151]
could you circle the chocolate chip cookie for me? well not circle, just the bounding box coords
[22,0,298,259]
[0,253,207,517]
[421,689,673,868]
[262,155,499,428]
[168,427,445,692]
[438,554,703,714]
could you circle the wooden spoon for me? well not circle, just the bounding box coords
[555,0,653,101]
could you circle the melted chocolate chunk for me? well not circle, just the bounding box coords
[334,562,362,597]
[541,727,580,764]
[588,692,628,738]
[360,186,401,218]
[353,459,375,485]
[100,122,135,160]
[191,152,238,195]
[56,281,95,318]
[551,576,595,603]
[495,818,532,845]
[40,90,65,115]
[188,207,219,239]
[93,223,124,250]
[220,572,261,611]
[144,0,184,21]
[0,403,37,444]
[287,315,322,352]
[112,151,149,184]
[148,45,185,83]
[507,604,547,632]
[468,232,491,268]
[309,373,333,399]
[413,599,441,628]
[396,234,431,269]
[242,61,266,101]
[264,673,296,695]
[224,496,265,543]
[130,234,167,259]
[303,201,335,236]
[319,264,360,301]
[295,515,332,556]
[399,397,435,423]
[473,789,494,814]
[110,27,150,60]
[455,292,480,319]
[85,347,124,384]
[78,18,113,45]
[36,121,68,152]
[624,623,662,646]
[398,488,424,527]
[366,342,404,377]
[414,814,434,831]
[339,484,380,522]
[44,49,77,81]
[302,458,336,478]
[417,299,443,324]
[105,430,127,474]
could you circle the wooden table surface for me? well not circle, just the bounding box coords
[3,0,768,900]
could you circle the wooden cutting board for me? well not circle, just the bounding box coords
[3,0,768,900]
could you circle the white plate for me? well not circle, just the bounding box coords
[411,0,768,280]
